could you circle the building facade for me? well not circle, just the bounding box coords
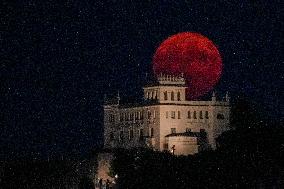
[103,74,230,155]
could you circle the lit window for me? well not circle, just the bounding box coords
[171,91,174,101]
[177,92,181,101]
[199,111,203,119]
[171,128,176,134]
[178,111,181,119]
[171,111,175,119]
[164,92,168,100]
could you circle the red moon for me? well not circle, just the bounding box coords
[153,32,222,99]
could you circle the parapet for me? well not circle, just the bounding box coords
[157,73,186,85]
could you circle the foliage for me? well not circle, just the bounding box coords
[110,121,283,189]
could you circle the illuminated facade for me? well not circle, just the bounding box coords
[103,74,230,155]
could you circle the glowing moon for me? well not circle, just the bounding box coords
[153,32,222,99]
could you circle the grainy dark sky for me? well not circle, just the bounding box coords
[1,0,282,159]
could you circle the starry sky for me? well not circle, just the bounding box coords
[1,0,282,159]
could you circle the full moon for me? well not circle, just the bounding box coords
[153,32,222,99]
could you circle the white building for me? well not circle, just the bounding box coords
[103,74,230,155]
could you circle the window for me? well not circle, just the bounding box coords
[193,111,197,119]
[171,111,175,119]
[205,111,209,119]
[178,111,181,119]
[110,132,114,141]
[119,131,124,141]
[153,110,156,119]
[217,113,225,119]
[164,143,169,150]
[150,128,154,137]
[199,111,203,119]
[125,113,129,121]
[154,91,157,99]
[171,128,176,134]
[109,114,115,122]
[141,111,144,120]
[129,129,134,140]
[164,92,168,100]
[187,111,191,119]
[177,92,181,101]
[171,91,174,101]
[166,111,168,119]
[135,112,138,120]
[139,129,144,141]
[147,92,150,99]
[130,113,134,121]
[138,112,141,120]
[147,111,151,119]
[186,128,191,132]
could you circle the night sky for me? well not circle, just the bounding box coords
[1,0,282,159]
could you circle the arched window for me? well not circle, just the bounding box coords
[164,91,168,100]
[187,111,191,119]
[177,92,181,101]
[171,91,174,101]
[199,111,203,119]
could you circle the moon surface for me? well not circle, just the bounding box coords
[153,32,222,99]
